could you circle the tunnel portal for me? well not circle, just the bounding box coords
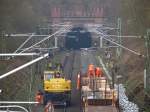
[65,27,92,50]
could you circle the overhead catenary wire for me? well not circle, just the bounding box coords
[0,24,72,80]
[19,30,62,53]
[5,34,49,37]
[51,22,71,27]
[96,35,141,38]
[92,28,145,57]
[19,25,72,53]
[87,28,142,38]
[37,22,71,29]
[14,33,35,53]
[4,22,71,37]
[85,25,144,57]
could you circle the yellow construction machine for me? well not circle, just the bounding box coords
[43,69,71,106]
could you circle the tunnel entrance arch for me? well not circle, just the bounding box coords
[65,27,92,50]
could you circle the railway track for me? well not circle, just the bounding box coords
[67,51,81,112]
[80,49,118,112]
[53,50,81,112]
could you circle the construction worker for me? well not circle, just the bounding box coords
[35,90,43,105]
[48,62,52,70]
[88,64,95,77]
[48,51,53,58]
[82,97,86,112]
[95,67,102,77]
[44,102,54,112]
[77,73,80,90]
[82,97,88,112]
[112,89,117,107]
[59,63,63,71]
[55,72,61,78]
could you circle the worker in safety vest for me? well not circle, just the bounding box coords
[35,90,43,105]
[77,73,80,90]
[48,62,52,70]
[88,64,95,77]
[95,67,102,77]
[112,90,117,107]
